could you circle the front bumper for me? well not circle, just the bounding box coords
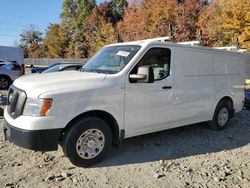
[4,118,62,151]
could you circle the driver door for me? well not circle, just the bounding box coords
[124,47,174,137]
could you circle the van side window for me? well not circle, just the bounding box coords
[131,48,171,81]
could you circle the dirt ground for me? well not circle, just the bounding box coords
[0,89,250,188]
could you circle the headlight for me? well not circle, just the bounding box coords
[23,98,53,117]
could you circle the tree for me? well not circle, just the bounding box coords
[43,24,70,58]
[117,1,141,41]
[60,0,96,58]
[19,25,43,58]
[219,0,250,49]
[198,0,250,50]
[20,25,43,46]
[85,8,117,56]
[118,0,178,42]
[174,0,203,42]
[99,0,128,26]
[198,1,222,46]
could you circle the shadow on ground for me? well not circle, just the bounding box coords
[93,111,250,168]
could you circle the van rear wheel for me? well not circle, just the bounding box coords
[62,117,112,167]
[209,100,231,130]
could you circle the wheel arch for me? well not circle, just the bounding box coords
[214,96,234,118]
[61,110,122,146]
[0,74,12,80]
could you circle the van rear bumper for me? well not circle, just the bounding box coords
[3,118,62,151]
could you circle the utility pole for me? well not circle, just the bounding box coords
[199,30,203,46]
[168,23,174,41]
[236,37,240,50]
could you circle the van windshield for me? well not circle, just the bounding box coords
[82,45,141,74]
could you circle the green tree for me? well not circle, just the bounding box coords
[99,0,127,26]
[43,24,70,58]
[60,0,96,58]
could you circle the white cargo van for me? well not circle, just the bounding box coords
[0,46,25,89]
[3,38,245,167]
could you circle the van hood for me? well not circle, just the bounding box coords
[13,71,106,98]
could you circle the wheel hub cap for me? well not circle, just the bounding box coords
[76,129,105,159]
[0,78,8,88]
[218,107,229,126]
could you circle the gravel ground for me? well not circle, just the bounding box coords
[0,89,250,188]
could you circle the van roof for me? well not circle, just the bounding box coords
[107,38,245,55]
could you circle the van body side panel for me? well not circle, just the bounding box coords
[173,48,215,125]
[214,53,245,112]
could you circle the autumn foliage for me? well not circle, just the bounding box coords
[19,0,250,58]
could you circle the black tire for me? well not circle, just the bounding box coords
[62,117,112,167]
[209,100,231,130]
[0,76,11,90]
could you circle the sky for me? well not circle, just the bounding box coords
[0,0,103,46]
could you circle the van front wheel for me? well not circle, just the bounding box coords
[209,101,231,130]
[62,117,112,167]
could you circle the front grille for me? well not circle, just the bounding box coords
[7,86,27,119]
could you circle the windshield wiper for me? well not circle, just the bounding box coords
[84,69,100,73]
[82,68,117,74]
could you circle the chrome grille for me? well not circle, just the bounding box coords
[7,86,26,119]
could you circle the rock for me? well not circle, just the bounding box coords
[224,166,231,174]
[72,178,78,184]
[67,166,76,170]
[219,171,226,178]
[16,162,22,166]
[237,175,243,180]
[159,160,164,164]
[55,176,65,182]
[45,174,55,182]
[5,182,15,188]
[153,173,165,179]
[213,177,220,182]
[43,154,55,162]
[61,172,72,178]
[154,169,160,173]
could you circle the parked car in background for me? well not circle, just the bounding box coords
[0,46,24,74]
[0,46,25,89]
[31,62,61,73]
[42,63,83,74]
[0,60,24,89]
[244,80,250,109]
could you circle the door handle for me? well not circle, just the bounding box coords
[162,86,172,90]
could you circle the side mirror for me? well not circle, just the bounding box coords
[129,65,154,83]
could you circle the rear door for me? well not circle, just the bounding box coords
[124,46,175,137]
